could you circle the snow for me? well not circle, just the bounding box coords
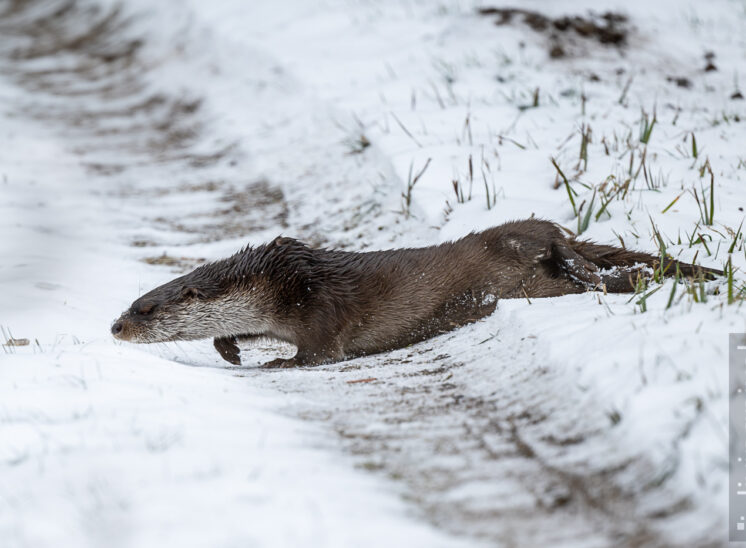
[2,0,745,545]
[0,79,463,548]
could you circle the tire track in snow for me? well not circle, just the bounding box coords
[0,0,287,260]
[0,1,724,546]
[236,318,718,547]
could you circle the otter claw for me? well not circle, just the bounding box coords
[214,336,241,365]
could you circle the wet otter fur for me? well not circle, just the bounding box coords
[111,219,721,367]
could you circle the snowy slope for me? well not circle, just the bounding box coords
[2,0,745,546]
[0,28,466,548]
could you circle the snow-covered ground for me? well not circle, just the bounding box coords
[1,0,744,546]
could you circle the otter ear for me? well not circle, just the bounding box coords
[181,287,204,299]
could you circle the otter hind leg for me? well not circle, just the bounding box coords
[260,357,300,369]
[553,244,651,293]
[259,342,344,369]
[598,269,642,293]
[552,244,602,286]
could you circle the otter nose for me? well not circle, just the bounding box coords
[111,322,123,336]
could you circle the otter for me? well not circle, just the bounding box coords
[111,219,720,367]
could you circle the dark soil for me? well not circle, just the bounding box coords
[667,76,692,89]
[478,7,629,59]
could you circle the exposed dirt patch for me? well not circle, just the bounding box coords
[140,253,206,272]
[0,0,288,250]
[478,7,629,59]
[2,2,142,67]
[151,180,288,244]
[114,179,223,199]
[0,1,237,168]
[131,239,157,248]
[81,161,127,176]
[667,75,692,89]
[704,51,717,72]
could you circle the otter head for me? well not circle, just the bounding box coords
[111,259,271,343]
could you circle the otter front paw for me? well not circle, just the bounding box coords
[260,357,300,369]
[214,336,241,365]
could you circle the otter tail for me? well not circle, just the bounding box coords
[557,239,722,293]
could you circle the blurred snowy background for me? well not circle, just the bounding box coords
[1,0,745,546]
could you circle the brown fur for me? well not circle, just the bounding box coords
[111,219,721,367]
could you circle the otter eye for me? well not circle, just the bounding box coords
[133,303,155,316]
[181,287,202,299]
